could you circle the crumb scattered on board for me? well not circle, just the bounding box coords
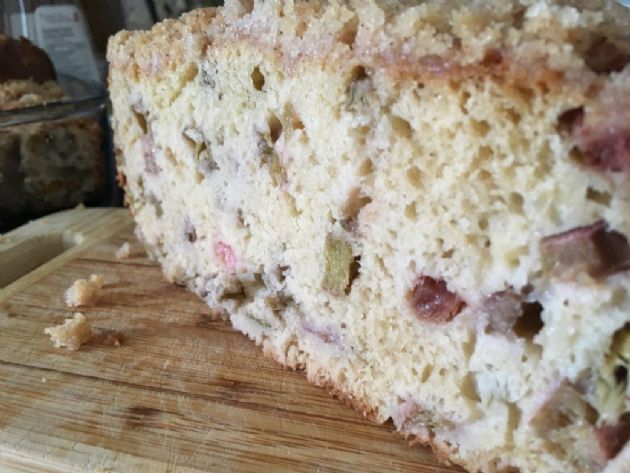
[101,331,124,347]
[41,377,47,383]
[115,241,131,260]
[65,274,105,307]
[44,312,92,351]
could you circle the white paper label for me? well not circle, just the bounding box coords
[33,5,101,85]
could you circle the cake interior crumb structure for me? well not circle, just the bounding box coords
[107,1,630,472]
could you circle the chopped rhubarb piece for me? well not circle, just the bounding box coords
[483,291,544,339]
[408,276,465,323]
[483,291,522,334]
[214,240,237,271]
[594,418,630,460]
[578,128,630,173]
[530,381,596,433]
[541,220,630,278]
[141,136,160,174]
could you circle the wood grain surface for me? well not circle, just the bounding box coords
[0,208,464,473]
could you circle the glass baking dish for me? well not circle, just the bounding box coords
[0,79,115,232]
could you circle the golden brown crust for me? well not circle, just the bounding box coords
[107,9,217,83]
[106,1,613,110]
[256,324,476,471]
[308,370,382,422]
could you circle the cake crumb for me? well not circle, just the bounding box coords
[101,331,125,347]
[115,241,131,260]
[65,274,105,307]
[41,377,47,383]
[44,312,92,351]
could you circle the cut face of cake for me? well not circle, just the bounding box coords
[107,2,630,472]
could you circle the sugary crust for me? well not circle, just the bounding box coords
[107,1,630,93]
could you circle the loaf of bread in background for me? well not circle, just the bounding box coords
[108,2,630,472]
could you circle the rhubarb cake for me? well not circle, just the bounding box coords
[107,1,630,472]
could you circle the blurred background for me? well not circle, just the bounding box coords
[0,0,222,232]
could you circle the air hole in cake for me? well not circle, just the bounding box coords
[406,166,423,189]
[448,80,461,92]
[164,148,177,166]
[341,188,371,232]
[504,108,522,125]
[268,114,283,143]
[184,221,197,243]
[557,106,584,135]
[251,66,265,91]
[346,256,361,295]
[195,142,218,173]
[132,108,148,135]
[338,15,358,47]
[582,35,630,75]
[459,90,471,113]
[442,249,454,259]
[358,158,373,176]
[182,127,204,147]
[391,116,412,139]
[286,192,300,217]
[283,103,304,131]
[460,373,481,403]
[404,202,417,220]
[594,324,629,423]
[295,20,308,38]
[512,302,544,339]
[513,6,525,29]
[408,276,465,323]
[507,256,519,268]
[507,403,522,433]
[478,168,492,183]
[471,120,491,138]
[509,192,524,213]
[478,217,488,231]
[240,0,254,15]
[220,283,246,304]
[180,63,198,88]
[614,365,628,385]
[346,66,372,111]
[350,65,367,82]
[586,187,612,206]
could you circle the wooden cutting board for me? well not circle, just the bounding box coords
[0,208,464,473]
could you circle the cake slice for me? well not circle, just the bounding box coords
[107,2,630,472]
